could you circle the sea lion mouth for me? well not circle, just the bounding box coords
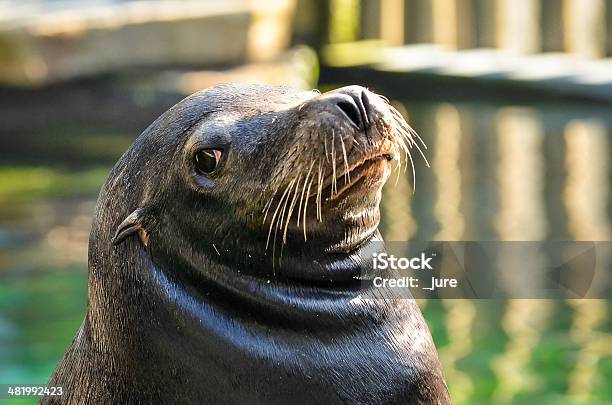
[323,152,396,202]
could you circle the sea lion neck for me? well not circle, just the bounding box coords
[143,225,391,314]
[84,233,398,366]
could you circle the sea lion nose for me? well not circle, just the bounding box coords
[330,86,371,131]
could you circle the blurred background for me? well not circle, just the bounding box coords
[0,0,611,404]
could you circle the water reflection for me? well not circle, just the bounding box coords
[564,119,611,240]
[432,104,465,241]
[563,120,611,401]
[0,97,611,404]
[379,98,612,404]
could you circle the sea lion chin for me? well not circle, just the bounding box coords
[42,83,450,405]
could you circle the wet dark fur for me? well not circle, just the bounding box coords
[42,84,450,404]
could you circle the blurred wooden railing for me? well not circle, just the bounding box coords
[297,0,612,101]
[308,0,612,57]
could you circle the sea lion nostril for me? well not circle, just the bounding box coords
[336,99,363,129]
[360,91,371,125]
[333,88,371,131]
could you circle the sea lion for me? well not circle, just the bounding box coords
[42,84,450,404]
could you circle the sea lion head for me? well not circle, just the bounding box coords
[98,83,425,283]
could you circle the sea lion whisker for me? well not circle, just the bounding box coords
[331,130,337,197]
[265,179,294,251]
[297,162,314,227]
[405,122,427,150]
[393,129,411,174]
[394,123,429,176]
[316,163,321,221]
[271,181,295,272]
[340,135,350,184]
[399,129,416,148]
[375,92,390,104]
[276,179,298,265]
[411,138,430,168]
[394,125,410,151]
[323,134,330,163]
[319,167,325,221]
[394,158,401,185]
[389,108,413,138]
[303,176,314,240]
[278,178,297,244]
[393,120,416,148]
[391,109,427,150]
[405,145,416,193]
[283,175,303,243]
[316,163,324,221]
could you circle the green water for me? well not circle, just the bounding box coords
[0,96,610,404]
[0,268,86,384]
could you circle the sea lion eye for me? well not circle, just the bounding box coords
[194,149,222,174]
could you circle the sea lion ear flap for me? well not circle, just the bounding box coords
[112,208,150,247]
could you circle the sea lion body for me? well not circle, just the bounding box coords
[43,84,450,404]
